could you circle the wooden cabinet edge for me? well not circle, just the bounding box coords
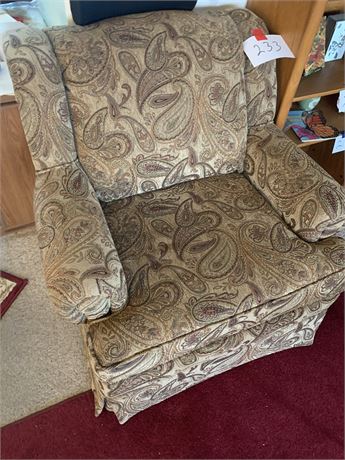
[0,101,35,232]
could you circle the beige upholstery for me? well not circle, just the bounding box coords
[4,7,345,424]
[4,26,127,322]
[46,8,248,202]
[85,295,336,423]
[90,173,344,369]
[245,124,345,241]
[4,27,76,170]
[34,162,127,322]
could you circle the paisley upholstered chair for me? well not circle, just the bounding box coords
[5,7,345,424]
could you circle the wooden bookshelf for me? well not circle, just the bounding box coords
[248,0,344,185]
[0,99,35,232]
[325,0,344,12]
[293,59,344,101]
[0,94,16,105]
[247,0,329,128]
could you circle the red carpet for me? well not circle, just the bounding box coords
[2,294,344,459]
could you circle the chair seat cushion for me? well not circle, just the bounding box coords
[89,173,344,368]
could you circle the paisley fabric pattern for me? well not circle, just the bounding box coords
[84,282,339,423]
[4,8,344,425]
[228,8,277,127]
[89,173,345,368]
[3,28,76,171]
[245,124,345,241]
[4,28,128,323]
[46,8,247,201]
[35,161,127,323]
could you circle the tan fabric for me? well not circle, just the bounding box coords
[46,8,247,202]
[85,287,337,423]
[89,173,345,368]
[228,8,277,127]
[4,7,345,425]
[34,161,127,323]
[3,28,76,171]
[4,28,129,323]
[245,124,345,242]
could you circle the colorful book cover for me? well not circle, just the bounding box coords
[285,110,338,143]
[285,110,318,141]
[284,110,306,131]
[291,125,320,142]
[304,16,326,76]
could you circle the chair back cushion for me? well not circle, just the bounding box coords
[46,8,247,201]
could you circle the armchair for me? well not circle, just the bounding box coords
[5,7,344,424]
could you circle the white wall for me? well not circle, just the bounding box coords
[195,0,247,7]
[36,0,70,26]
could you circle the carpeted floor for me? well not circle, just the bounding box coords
[0,226,91,426]
[2,293,343,459]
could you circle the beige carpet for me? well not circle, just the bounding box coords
[0,226,91,427]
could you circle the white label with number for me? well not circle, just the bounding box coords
[332,133,345,154]
[243,35,295,67]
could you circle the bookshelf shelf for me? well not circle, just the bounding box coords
[293,59,345,101]
[286,93,344,147]
[325,0,344,13]
[0,95,16,105]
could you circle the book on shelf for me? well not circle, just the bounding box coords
[304,16,326,76]
[285,110,340,143]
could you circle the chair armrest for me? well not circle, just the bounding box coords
[4,27,127,323]
[5,28,127,322]
[35,161,128,323]
[244,124,345,242]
